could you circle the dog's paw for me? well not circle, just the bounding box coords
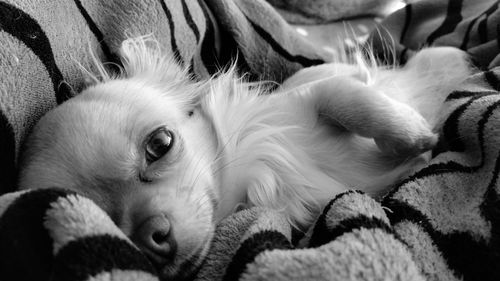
[374,103,438,156]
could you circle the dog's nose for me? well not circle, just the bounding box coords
[133,215,177,261]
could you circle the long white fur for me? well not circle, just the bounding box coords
[201,71,328,227]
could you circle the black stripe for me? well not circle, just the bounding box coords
[244,15,325,67]
[446,90,498,101]
[0,188,74,281]
[195,0,263,78]
[383,198,500,281]
[0,110,16,195]
[460,2,499,50]
[197,0,220,74]
[431,134,451,158]
[477,100,500,156]
[309,215,395,248]
[188,57,195,75]
[386,161,475,204]
[443,98,475,152]
[0,2,72,103]
[173,251,205,281]
[497,23,500,50]
[400,4,413,44]
[309,190,363,247]
[181,0,200,43]
[234,50,259,81]
[216,16,259,81]
[460,17,482,50]
[399,47,409,65]
[442,91,498,152]
[466,51,487,70]
[387,163,476,203]
[478,2,499,44]
[471,99,500,179]
[426,0,463,45]
[479,148,500,273]
[478,15,489,43]
[159,0,184,66]
[73,0,119,69]
[484,70,500,90]
[51,235,156,281]
[223,230,292,281]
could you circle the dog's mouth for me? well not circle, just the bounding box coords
[158,254,204,281]
[146,234,212,281]
[141,246,175,270]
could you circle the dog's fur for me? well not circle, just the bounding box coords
[17,37,473,280]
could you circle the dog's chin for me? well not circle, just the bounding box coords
[153,234,212,281]
[155,253,204,281]
[159,264,198,281]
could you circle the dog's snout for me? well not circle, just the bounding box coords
[134,214,177,262]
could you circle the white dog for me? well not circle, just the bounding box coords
[18,37,472,280]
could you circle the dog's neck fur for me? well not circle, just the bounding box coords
[201,73,345,228]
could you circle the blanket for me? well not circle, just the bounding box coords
[0,0,499,281]
[264,0,400,24]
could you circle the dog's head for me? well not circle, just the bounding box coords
[18,37,219,280]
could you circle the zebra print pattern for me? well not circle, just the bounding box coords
[1,0,499,280]
[371,0,500,67]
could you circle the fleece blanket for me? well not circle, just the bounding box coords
[264,0,399,24]
[0,0,499,281]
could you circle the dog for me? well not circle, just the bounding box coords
[17,37,473,280]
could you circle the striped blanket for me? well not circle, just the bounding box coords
[0,0,499,281]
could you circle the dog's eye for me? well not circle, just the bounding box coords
[145,128,173,163]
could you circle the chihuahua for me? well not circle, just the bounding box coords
[18,37,472,279]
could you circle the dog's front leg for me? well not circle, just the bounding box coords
[292,76,438,156]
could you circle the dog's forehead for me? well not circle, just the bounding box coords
[79,80,187,136]
[88,80,182,118]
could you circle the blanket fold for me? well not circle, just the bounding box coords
[1,0,499,281]
[0,188,157,281]
[264,0,399,24]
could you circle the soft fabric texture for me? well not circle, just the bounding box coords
[0,0,499,281]
[369,0,500,68]
[265,0,400,24]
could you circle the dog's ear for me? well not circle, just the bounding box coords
[74,44,115,88]
[119,35,203,111]
[119,36,190,85]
